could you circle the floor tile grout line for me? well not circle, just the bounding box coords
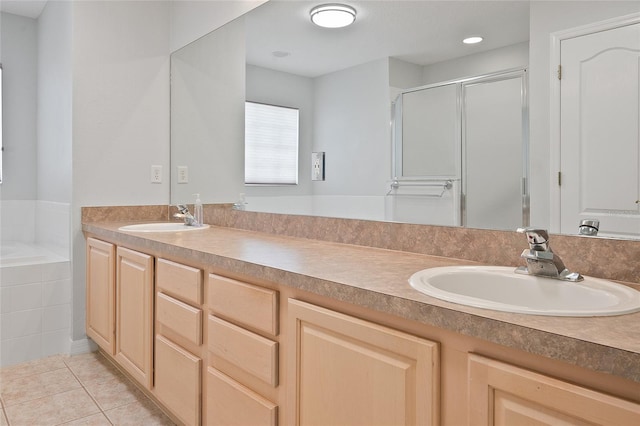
[53,411,110,426]
[74,353,176,425]
[63,353,169,424]
[0,367,81,411]
[3,387,101,426]
[4,353,174,425]
[63,360,115,426]
[1,376,9,426]
[0,365,69,385]
[0,400,8,426]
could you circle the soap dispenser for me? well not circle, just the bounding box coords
[193,193,203,226]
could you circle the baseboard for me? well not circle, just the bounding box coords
[69,336,98,355]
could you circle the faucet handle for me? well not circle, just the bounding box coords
[517,227,550,250]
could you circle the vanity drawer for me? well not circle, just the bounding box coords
[157,258,202,305]
[208,315,278,387]
[157,292,202,346]
[208,274,278,336]
[206,367,278,426]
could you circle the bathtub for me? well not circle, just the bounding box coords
[0,200,71,367]
[1,241,67,267]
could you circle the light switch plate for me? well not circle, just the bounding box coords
[312,152,325,181]
[177,166,189,183]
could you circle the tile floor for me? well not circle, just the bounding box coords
[0,352,174,425]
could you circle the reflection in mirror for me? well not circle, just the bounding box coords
[242,0,530,227]
[396,83,458,178]
[170,1,640,239]
[392,68,528,230]
[0,66,3,184]
[171,17,246,204]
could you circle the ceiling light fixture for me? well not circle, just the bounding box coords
[463,36,484,45]
[310,4,356,29]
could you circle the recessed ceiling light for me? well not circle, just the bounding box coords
[463,36,484,45]
[310,4,356,29]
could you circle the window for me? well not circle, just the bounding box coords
[245,101,299,185]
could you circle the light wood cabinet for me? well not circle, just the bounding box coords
[157,292,202,346]
[208,274,278,336]
[155,335,202,425]
[85,234,640,426]
[287,298,440,426]
[154,258,203,426]
[468,354,640,425]
[156,258,203,306]
[86,238,115,355]
[208,315,278,387]
[206,274,280,425]
[206,367,278,426]
[115,246,154,389]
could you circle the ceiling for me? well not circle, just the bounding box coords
[1,0,532,79]
[245,0,531,78]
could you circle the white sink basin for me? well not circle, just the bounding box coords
[409,266,640,317]
[118,223,210,233]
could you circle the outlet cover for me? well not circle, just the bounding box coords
[151,165,162,183]
[312,152,325,181]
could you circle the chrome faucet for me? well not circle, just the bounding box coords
[578,219,599,236]
[515,227,583,282]
[173,204,197,226]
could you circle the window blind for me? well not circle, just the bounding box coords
[245,101,299,185]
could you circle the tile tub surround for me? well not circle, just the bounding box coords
[82,204,640,284]
[83,219,640,384]
[0,352,174,425]
[0,260,72,367]
[1,200,72,367]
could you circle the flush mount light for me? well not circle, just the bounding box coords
[310,4,356,28]
[463,36,484,45]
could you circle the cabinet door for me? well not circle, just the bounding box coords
[468,354,640,425]
[287,299,439,426]
[115,247,154,389]
[155,335,201,426]
[86,238,115,355]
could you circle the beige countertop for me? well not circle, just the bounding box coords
[83,221,640,383]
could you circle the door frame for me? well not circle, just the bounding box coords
[549,12,640,233]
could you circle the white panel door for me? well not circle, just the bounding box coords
[560,22,640,238]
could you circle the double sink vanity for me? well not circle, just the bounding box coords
[82,205,640,425]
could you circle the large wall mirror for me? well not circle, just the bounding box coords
[171,0,640,239]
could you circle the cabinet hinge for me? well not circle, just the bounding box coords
[558,171,562,186]
[557,65,562,80]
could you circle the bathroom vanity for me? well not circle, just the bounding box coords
[83,216,640,425]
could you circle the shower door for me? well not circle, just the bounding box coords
[392,69,528,230]
[462,71,528,230]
